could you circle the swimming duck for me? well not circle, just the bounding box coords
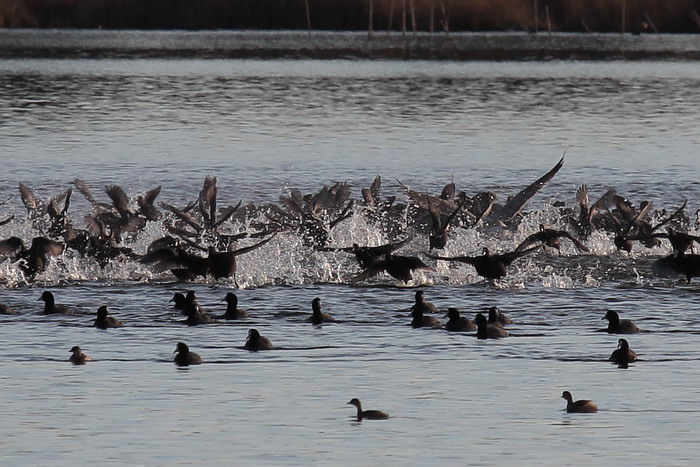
[609,338,637,368]
[219,292,250,319]
[244,328,273,351]
[308,297,336,325]
[174,342,202,366]
[170,292,187,315]
[427,245,539,280]
[411,290,438,315]
[475,312,508,339]
[38,291,74,315]
[561,391,598,413]
[411,308,441,329]
[603,310,640,334]
[0,302,18,314]
[444,308,476,331]
[69,346,91,365]
[347,398,389,421]
[94,306,123,329]
[351,252,434,284]
[488,306,512,326]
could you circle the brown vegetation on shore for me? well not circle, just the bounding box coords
[3,0,700,33]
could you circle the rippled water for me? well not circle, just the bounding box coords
[1,31,700,465]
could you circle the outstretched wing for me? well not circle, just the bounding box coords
[486,155,564,223]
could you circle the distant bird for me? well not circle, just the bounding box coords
[515,224,589,255]
[351,252,434,284]
[69,346,91,365]
[347,398,389,421]
[308,297,336,325]
[411,308,441,329]
[244,328,273,351]
[609,338,637,368]
[475,312,508,339]
[0,236,64,278]
[411,290,438,315]
[427,245,539,280]
[603,310,640,334]
[38,291,73,315]
[218,292,250,319]
[0,302,18,315]
[488,306,512,326]
[652,252,700,284]
[94,306,123,329]
[174,342,202,366]
[561,391,598,413]
[444,308,476,331]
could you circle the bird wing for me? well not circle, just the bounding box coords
[230,234,276,257]
[18,183,42,215]
[556,230,590,252]
[350,261,387,282]
[484,154,564,223]
[497,245,542,265]
[104,185,132,215]
[0,236,25,256]
[425,252,478,264]
[514,231,544,252]
[651,199,688,232]
[651,255,685,277]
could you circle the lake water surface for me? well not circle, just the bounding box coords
[1,30,700,466]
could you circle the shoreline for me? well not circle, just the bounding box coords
[2,29,700,60]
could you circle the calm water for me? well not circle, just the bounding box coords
[1,30,700,466]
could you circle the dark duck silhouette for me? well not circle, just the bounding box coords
[351,252,434,284]
[38,291,74,315]
[515,224,589,255]
[427,245,539,280]
[411,290,438,315]
[0,302,18,314]
[308,297,336,325]
[69,346,91,365]
[475,312,508,339]
[488,306,512,326]
[170,292,187,315]
[411,307,441,329]
[609,338,637,368]
[244,328,273,351]
[94,306,123,329]
[561,391,598,413]
[652,251,700,284]
[444,308,476,331]
[218,292,250,319]
[174,342,202,366]
[0,236,64,279]
[183,291,214,325]
[603,310,640,334]
[347,398,389,421]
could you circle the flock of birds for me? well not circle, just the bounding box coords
[2,157,699,418]
[0,156,698,287]
[6,282,644,417]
